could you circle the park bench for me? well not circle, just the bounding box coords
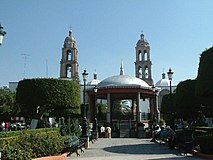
[65,136,85,156]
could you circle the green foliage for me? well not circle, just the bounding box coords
[0,89,16,121]
[97,103,107,120]
[16,78,80,119]
[0,128,65,159]
[112,100,123,117]
[60,117,81,137]
[161,93,176,114]
[0,128,59,138]
[175,79,199,119]
[196,47,213,108]
[196,133,213,154]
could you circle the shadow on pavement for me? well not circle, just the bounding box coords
[103,143,181,155]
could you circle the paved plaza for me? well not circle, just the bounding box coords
[66,138,203,160]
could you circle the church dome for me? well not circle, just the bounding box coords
[97,74,150,88]
[87,71,101,85]
[155,73,173,87]
[136,33,149,46]
[65,30,76,42]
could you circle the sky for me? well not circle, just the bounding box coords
[0,0,213,87]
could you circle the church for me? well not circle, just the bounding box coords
[59,29,176,137]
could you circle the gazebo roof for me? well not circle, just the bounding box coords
[97,74,151,89]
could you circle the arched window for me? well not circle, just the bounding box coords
[145,66,149,79]
[66,66,72,78]
[67,50,72,61]
[144,50,148,61]
[138,50,142,61]
[138,66,142,79]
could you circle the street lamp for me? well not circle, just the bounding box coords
[93,85,98,139]
[152,85,157,122]
[82,69,88,136]
[167,68,174,94]
[167,68,174,129]
[0,24,7,46]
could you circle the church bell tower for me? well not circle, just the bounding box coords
[60,30,79,81]
[135,32,153,86]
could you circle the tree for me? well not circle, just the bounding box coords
[161,93,176,114]
[112,100,123,118]
[175,79,200,121]
[196,47,213,117]
[161,93,176,124]
[0,89,16,121]
[16,78,80,120]
[97,103,107,120]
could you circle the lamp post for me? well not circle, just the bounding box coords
[93,85,98,139]
[0,24,7,46]
[152,85,157,122]
[167,68,174,95]
[167,68,174,129]
[82,69,88,137]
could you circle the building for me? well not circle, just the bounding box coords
[135,32,153,86]
[60,30,79,81]
[155,72,176,119]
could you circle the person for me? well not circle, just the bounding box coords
[137,122,145,138]
[150,124,161,142]
[5,121,9,131]
[100,125,105,138]
[167,126,177,149]
[1,121,5,131]
[105,126,112,138]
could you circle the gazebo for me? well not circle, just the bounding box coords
[86,72,157,129]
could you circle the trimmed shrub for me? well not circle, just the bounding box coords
[0,128,66,159]
[196,133,213,154]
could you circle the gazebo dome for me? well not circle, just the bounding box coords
[97,74,150,88]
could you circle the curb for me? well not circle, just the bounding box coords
[193,150,213,159]
[32,152,68,160]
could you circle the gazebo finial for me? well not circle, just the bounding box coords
[120,60,124,75]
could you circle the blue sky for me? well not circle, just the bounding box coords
[0,0,213,87]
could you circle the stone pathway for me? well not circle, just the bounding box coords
[66,138,203,160]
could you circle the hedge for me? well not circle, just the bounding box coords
[196,133,213,154]
[0,128,67,160]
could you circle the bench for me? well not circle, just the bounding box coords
[65,136,85,157]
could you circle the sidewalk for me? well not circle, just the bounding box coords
[66,138,203,160]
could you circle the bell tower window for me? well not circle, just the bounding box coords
[139,66,142,79]
[138,50,142,61]
[66,65,72,78]
[145,66,149,79]
[144,50,148,61]
[67,50,72,61]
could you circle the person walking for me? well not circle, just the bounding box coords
[100,125,105,138]
[105,126,111,138]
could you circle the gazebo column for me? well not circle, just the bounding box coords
[136,92,140,124]
[106,93,111,123]
[156,94,160,122]
[131,99,135,120]
[149,97,154,121]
